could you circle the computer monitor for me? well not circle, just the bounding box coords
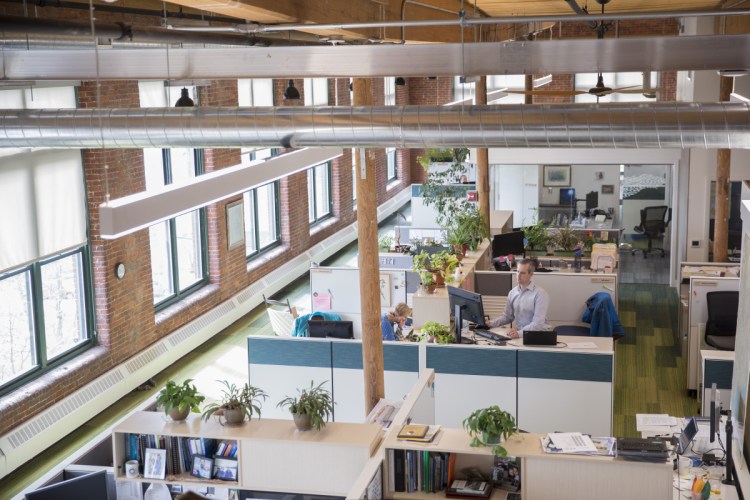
[559,188,576,206]
[710,383,721,444]
[585,191,599,211]
[447,286,486,344]
[308,320,354,339]
[677,416,699,455]
[492,231,525,258]
[25,470,108,500]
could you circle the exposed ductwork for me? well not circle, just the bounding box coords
[1,103,749,150]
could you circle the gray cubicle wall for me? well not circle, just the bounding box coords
[426,344,517,429]
[517,350,613,436]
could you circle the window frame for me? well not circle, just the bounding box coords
[307,161,333,225]
[244,180,282,260]
[386,147,398,181]
[152,148,210,311]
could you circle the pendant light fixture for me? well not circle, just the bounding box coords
[284,79,301,100]
[175,87,194,107]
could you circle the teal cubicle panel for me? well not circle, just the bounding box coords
[517,351,612,382]
[332,341,420,423]
[248,337,333,419]
[426,345,517,428]
[705,359,733,390]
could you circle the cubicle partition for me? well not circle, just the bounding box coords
[248,335,613,435]
[686,276,739,391]
[700,350,734,416]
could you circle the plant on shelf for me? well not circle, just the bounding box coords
[421,321,453,344]
[378,233,394,251]
[429,250,460,284]
[450,205,490,252]
[412,251,437,292]
[521,218,548,253]
[277,381,334,431]
[156,378,205,421]
[551,225,580,252]
[463,405,517,457]
[202,380,267,425]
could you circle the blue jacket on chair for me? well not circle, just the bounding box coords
[582,292,624,339]
[291,312,342,337]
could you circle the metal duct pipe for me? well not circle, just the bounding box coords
[1,103,748,149]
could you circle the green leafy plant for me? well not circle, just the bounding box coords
[378,233,394,251]
[429,250,459,281]
[448,205,490,251]
[551,225,580,252]
[463,405,517,457]
[202,380,267,423]
[418,148,473,228]
[156,379,205,417]
[521,218,548,251]
[412,250,436,287]
[422,321,453,344]
[416,147,461,169]
[277,381,334,431]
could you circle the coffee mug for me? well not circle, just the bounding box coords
[678,456,692,479]
[125,459,139,478]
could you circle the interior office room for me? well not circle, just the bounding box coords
[1,1,750,499]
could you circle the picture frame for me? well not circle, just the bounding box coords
[213,456,239,481]
[226,200,245,250]
[601,184,615,194]
[543,165,571,187]
[191,455,214,480]
[143,448,167,480]
[379,273,392,308]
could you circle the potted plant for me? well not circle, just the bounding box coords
[462,405,517,457]
[422,321,453,344]
[551,225,580,252]
[156,378,205,421]
[277,381,334,431]
[521,218,548,253]
[378,233,394,252]
[412,251,436,293]
[202,380,267,426]
[429,250,459,285]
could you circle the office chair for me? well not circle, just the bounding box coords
[553,292,624,340]
[632,206,671,258]
[704,291,738,351]
[263,294,297,337]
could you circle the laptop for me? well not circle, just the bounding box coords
[522,330,557,346]
[677,416,699,455]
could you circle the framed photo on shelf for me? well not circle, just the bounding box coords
[213,456,239,481]
[191,455,214,480]
[543,165,571,187]
[143,448,167,480]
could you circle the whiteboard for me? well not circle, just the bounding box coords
[310,267,408,315]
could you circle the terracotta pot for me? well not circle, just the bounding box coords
[222,408,246,425]
[169,406,190,421]
[431,271,445,286]
[423,284,437,294]
[293,412,313,431]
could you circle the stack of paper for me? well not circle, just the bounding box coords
[543,432,598,454]
[636,413,679,438]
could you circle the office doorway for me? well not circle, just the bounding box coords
[618,164,672,285]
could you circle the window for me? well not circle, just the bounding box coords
[244,181,281,258]
[352,150,358,204]
[574,72,659,103]
[0,86,92,393]
[304,78,329,106]
[238,79,275,166]
[307,162,332,224]
[140,83,209,308]
[452,75,526,104]
[386,147,397,181]
[384,77,396,106]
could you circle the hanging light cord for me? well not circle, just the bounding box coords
[89,0,110,204]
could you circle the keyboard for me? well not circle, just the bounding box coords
[472,328,511,343]
[617,438,668,453]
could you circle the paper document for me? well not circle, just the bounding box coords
[567,342,598,349]
[636,414,677,428]
[546,432,598,454]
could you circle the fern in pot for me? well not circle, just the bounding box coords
[277,381,334,431]
[463,405,517,457]
[202,380,267,426]
[156,378,205,421]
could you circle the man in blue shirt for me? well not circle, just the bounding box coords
[488,258,550,339]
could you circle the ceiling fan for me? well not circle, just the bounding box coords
[503,0,659,100]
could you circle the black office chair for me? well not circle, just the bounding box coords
[632,206,672,258]
[704,291,738,351]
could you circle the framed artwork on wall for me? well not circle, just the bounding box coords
[543,165,571,187]
[601,184,615,194]
[226,200,245,250]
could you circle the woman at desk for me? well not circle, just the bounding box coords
[488,258,550,338]
[381,303,412,341]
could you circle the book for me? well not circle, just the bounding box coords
[398,425,441,443]
[398,423,429,439]
[446,479,492,498]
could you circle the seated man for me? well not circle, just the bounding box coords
[488,258,550,339]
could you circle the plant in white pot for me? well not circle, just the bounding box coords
[201,380,267,426]
[462,405,517,457]
[156,378,205,421]
[277,381,334,431]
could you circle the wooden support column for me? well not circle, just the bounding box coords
[352,78,384,414]
[525,74,533,105]
[713,76,733,262]
[475,76,490,225]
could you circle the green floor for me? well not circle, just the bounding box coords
[0,218,698,499]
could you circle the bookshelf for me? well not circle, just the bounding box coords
[113,411,382,496]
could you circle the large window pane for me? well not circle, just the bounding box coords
[0,271,36,386]
[244,191,258,255]
[307,169,316,223]
[175,212,202,290]
[169,149,196,184]
[304,78,329,106]
[244,182,280,259]
[149,222,174,303]
[41,253,87,360]
[386,147,397,181]
[256,184,277,248]
[315,164,330,218]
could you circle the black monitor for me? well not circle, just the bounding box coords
[559,188,576,206]
[492,231,525,258]
[25,470,108,500]
[585,191,599,211]
[308,320,354,339]
[677,416,699,455]
[710,383,721,444]
[448,286,486,344]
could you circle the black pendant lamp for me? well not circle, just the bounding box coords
[175,88,194,107]
[284,80,301,100]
